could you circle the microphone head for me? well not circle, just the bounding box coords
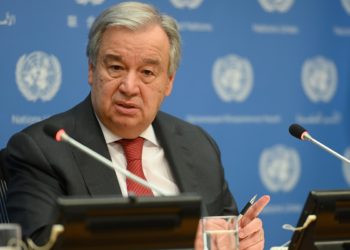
[289,123,308,140]
[43,124,65,142]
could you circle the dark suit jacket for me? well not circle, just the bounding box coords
[5,95,237,244]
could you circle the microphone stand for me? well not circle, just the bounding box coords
[302,133,350,164]
[59,131,167,196]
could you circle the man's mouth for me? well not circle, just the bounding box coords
[115,101,139,115]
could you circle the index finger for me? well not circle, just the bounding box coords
[240,195,270,227]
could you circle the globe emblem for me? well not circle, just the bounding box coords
[341,0,350,15]
[16,51,62,102]
[259,145,301,192]
[212,54,253,102]
[342,147,350,186]
[301,56,337,103]
[258,0,295,13]
[170,0,203,9]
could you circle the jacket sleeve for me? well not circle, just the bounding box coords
[5,131,63,245]
[194,125,238,216]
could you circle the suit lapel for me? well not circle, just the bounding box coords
[68,99,197,196]
[70,96,122,196]
[153,112,198,194]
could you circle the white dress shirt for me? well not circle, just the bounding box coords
[97,120,180,197]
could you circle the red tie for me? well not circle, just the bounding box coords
[119,137,153,196]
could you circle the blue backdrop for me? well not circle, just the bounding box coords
[1,0,350,248]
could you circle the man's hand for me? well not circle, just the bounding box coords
[194,195,270,250]
[239,195,270,250]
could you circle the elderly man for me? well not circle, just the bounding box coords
[4,2,269,249]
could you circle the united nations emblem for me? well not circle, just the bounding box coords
[301,56,337,103]
[258,0,294,13]
[259,145,301,192]
[341,0,350,15]
[342,147,350,186]
[212,54,253,102]
[170,0,203,9]
[16,51,62,102]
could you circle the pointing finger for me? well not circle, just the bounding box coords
[240,195,270,227]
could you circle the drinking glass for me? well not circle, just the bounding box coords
[202,215,239,250]
[0,224,21,250]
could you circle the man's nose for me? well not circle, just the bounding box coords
[119,71,139,94]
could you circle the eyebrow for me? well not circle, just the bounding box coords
[103,54,162,66]
[142,58,161,66]
[103,54,122,63]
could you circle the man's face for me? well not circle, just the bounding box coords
[88,25,175,138]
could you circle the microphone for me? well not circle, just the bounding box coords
[289,123,350,165]
[43,124,167,196]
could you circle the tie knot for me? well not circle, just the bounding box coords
[119,137,144,161]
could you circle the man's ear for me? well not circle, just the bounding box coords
[88,62,94,86]
[165,73,176,96]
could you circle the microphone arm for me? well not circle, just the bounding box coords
[58,130,167,196]
[302,132,350,165]
[289,123,350,165]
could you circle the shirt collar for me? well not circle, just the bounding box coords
[97,117,159,146]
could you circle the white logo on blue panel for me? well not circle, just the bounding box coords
[170,0,203,9]
[342,147,350,185]
[67,15,78,28]
[259,145,301,192]
[87,16,96,28]
[301,56,337,103]
[258,0,294,13]
[341,0,350,15]
[212,54,253,102]
[0,12,16,26]
[16,51,62,102]
[75,0,104,5]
